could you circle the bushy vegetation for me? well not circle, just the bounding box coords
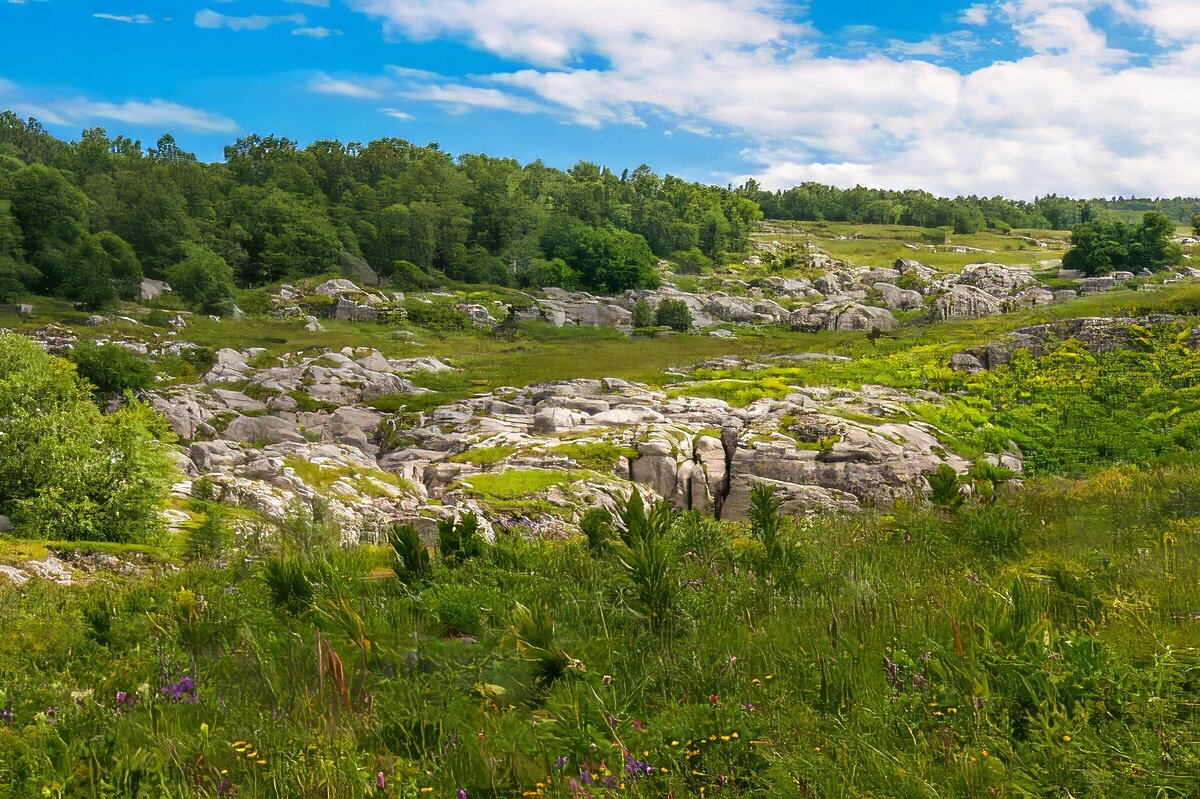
[1,462,1197,797]
[0,115,761,302]
[0,333,173,541]
[1062,211,1182,275]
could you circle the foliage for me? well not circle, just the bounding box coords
[1062,211,1182,275]
[928,463,966,510]
[169,242,236,316]
[437,513,484,566]
[654,298,693,332]
[67,340,155,397]
[631,298,655,329]
[579,507,613,551]
[0,333,173,541]
[0,115,760,296]
[389,522,432,585]
[404,301,470,331]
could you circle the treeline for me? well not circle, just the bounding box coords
[0,112,761,310]
[738,180,1200,233]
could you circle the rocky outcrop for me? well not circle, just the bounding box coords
[791,301,899,332]
[927,285,1002,321]
[958,316,1185,369]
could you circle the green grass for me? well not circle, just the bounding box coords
[550,441,638,471]
[459,468,584,500]
[448,444,520,466]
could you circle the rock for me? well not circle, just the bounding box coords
[305,316,324,332]
[211,389,267,413]
[0,514,12,532]
[873,282,924,310]
[894,258,939,283]
[225,415,307,445]
[791,301,898,332]
[950,353,984,372]
[927,285,1002,321]
[340,251,379,287]
[140,278,171,301]
[631,452,679,499]
[190,440,247,472]
[957,263,1038,296]
[532,407,584,434]
[25,555,73,585]
[146,393,210,440]
[1053,289,1077,302]
[314,279,363,297]
[1080,276,1118,293]
[85,315,107,327]
[0,565,29,585]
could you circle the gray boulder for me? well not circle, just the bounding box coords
[927,285,1002,321]
[225,414,306,445]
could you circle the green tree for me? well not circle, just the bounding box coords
[1064,212,1182,276]
[1192,211,1200,237]
[631,299,655,328]
[169,242,236,315]
[0,333,174,541]
[654,298,693,332]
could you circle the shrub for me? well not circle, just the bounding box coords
[405,301,471,331]
[69,340,156,397]
[631,299,655,329]
[184,504,231,563]
[422,583,484,637]
[579,507,613,551]
[389,522,432,585]
[0,334,173,542]
[927,464,965,510]
[654,298,693,332]
[437,513,484,566]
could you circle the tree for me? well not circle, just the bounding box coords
[169,242,236,315]
[654,298,693,332]
[631,299,655,328]
[1192,211,1200,237]
[1063,212,1182,276]
[0,333,174,541]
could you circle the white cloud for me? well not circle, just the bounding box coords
[309,72,383,98]
[343,0,1200,196]
[293,26,341,38]
[381,107,413,120]
[403,83,545,114]
[0,78,238,132]
[194,9,305,31]
[959,3,992,25]
[93,12,153,24]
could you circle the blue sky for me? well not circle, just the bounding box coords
[2,0,1199,198]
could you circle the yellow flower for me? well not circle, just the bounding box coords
[1062,734,1071,742]
[731,732,739,739]
[419,788,434,794]
[670,740,679,747]
[720,735,731,742]
[981,750,989,757]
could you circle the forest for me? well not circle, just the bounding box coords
[2,113,1198,315]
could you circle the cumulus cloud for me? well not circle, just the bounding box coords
[343,0,1200,196]
[194,9,305,32]
[0,77,238,132]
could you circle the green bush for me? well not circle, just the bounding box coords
[654,298,693,332]
[0,334,173,542]
[68,340,156,397]
[579,507,613,551]
[405,301,471,331]
[958,503,1027,559]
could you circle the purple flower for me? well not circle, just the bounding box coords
[216,776,232,796]
[376,772,386,789]
[579,770,593,785]
[457,789,468,799]
[554,754,570,770]
[606,714,618,729]
[601,775,616,789]
[162,676,198,703]
[115,691,135,711]
[741,702,757,713]
[972,696,986,710]
[623,751,653,779]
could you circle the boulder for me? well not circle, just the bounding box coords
[190,440,247,472]
[927,285,1002,321]
[225,414,307,445]
[957,263,1038,296]
[791,301,898,332]
[0,514,12,532]
[873,282,924,310]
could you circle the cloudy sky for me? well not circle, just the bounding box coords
[3,0,1199,198]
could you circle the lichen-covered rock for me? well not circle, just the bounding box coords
[927,285,1002,321]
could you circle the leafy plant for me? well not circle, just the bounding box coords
[389,522,432,585]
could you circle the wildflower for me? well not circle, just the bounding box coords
[458,788,468,799]
[418,788,433,794]
[972,697,986,710]
[1062,734,1071,743]
[602,675,613,686]
[0,708,11,722]
[727,656,738,666]
[709,694,719,705]
[631,719,644,732]
[115,691,135,711]
[376,772,386,789]
[579,770,593,785]
[554,755,570,771]
[216,776,232,797]
[162,676,197,704]
[607,714,619,729]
